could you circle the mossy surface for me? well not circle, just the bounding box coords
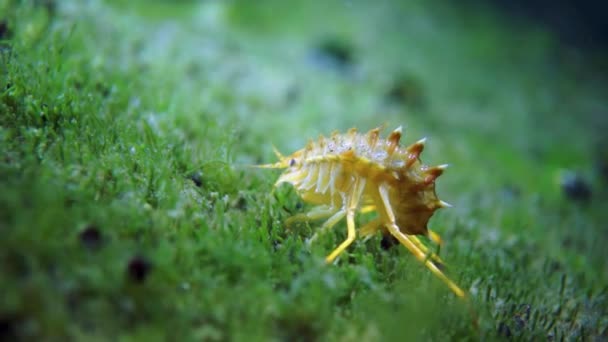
[1,0,607,340]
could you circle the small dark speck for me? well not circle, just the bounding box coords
[380,234,399,250]
[513,315,526,331]
[79,225,103,250]
[232,195,247,211]
[39,111,48,125]
[285,85,300,105]
[546,260,563,274]
[518,304,531,322]
[127,256,152,283]
[384,75,426,110]
[188,171,203,187]
[295,202,304,210]
[595,143,608,183]
[276,315,320,342]
[500,184,521,199]
[310,38,354,72]
[560,171,591,202]
[64,197,77,208]
[432,259,446,272]
[4,251,29,277]
[498,322,512,338]
[0,20,11,40]
[598,159,608,183]
[290,159,296,167]
[95,82,111,98]
[36,0,57,15]
[0,314,20,340]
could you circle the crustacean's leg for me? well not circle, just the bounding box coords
[306,209,346,245]
[358,217,445,265]
[285,205,337,227]
[355,200,442,255]
[359,204,376,214]
[378,183,465,298]
[409,235,445,265]
[428,229,443,246]
[325,178,367,263]
[427,229,444,259]
[284,205,344,245]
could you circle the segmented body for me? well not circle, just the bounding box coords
[259,126,465,298]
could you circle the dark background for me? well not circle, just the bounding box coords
[487,0,608,49]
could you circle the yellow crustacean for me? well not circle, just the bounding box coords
[258,126,466,298]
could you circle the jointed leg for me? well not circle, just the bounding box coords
[378,184,465,298]
[360,205,376,214]
[325,205,357,263]
[358,223,445,265]
[428,229,443,246]
[385,224,465,297]
[306,209,346,245]
[409,235,445,265]
[325,178,367,263]
[285,205,337,227]
[358,221,445,265]
[428,228,444,260]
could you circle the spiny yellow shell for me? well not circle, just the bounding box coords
[262,126,450,236]
[258,126,465,298]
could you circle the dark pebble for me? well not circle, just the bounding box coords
[79,225,103,250]
[127,256,152,283]
[35,0,56,15]
[188,171,203,187]
[384,75,426,109]
[311,38,354,71]
[595,144,608,183]
[598,159,608,183]
[0,314,20,340]
[500,184,521,200]
[0,20,11,40]
[560,171,592,202]
[498,321,512,338]
[513,315,526,331]
[95,82,111,98]
[380,234,399,250]
[231,195,247,210]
